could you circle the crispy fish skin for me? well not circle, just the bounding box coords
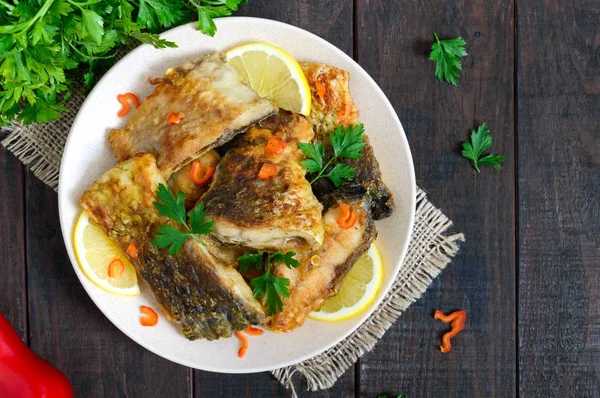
[109,53,277,178]
[267,195,376,332]
[202,111,325,252]
[301,62,395,220]
[79,154,265,340]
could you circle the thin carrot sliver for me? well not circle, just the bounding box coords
[245,326,264,336]
[126,243,138,259]
[190,161,215,186]
[140,305,159,327]
[107,259,125,278]
[258,163,277,179]
[315,81,326,100]
[117,93,140,118]
[235,331,248,358]
[434,310,467,353]
[337,103,352,121]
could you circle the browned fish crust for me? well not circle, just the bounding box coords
[80,154,265,340]
[109,53,277,178]
[202,111,324,252]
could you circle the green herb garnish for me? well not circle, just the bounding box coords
[237,251,301,315]
[298,124,366,187]
[461,123,505,172]
[429,33,467,86]
[0,0,248,126]
[152,183,213,255]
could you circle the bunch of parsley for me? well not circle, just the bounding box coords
[0,0,247,126]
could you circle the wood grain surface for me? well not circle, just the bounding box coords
[517,0,600,396]
[0,0,598,397]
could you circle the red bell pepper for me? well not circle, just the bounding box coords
[0,313,74,398]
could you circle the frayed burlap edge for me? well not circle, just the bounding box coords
[272,188,465,396]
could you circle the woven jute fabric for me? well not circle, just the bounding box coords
[1,74,464,396]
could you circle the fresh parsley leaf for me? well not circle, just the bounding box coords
[298,124,365,187]
[429,33,467,86]
[80,9,104,45]
[298,142,324,172]
[189,202,214,235]
[152,184,213,254]
[237,250,300,315]
[237,253,264,273]
[461,123,505,172]
[325,163,356,188]
[272,251,301,269]
[153,184,187,226]
[251,271,290,315]
[330,124,366,159]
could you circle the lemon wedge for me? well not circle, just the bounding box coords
[309,244,383,322]
[73,211,140,296]
[226,42,311,115]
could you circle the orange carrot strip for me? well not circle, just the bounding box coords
[339,211,358,229]
[337,103,352,121]
[190,161,215,186]
[336,204,351,226]
[245,326,264,336]
[235,331,248,358]
[167,112,185,124]
[107,259,125,278]
[126,243,138,259]
[265,136,286,155]
[315,81,326,100]
[117,93,140,118]
[140,306,159,327]
[258,163,277,179]
[434,310,467,353]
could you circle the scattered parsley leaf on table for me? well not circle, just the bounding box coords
[298,124,366,187]
[152,184,214,254]
[429,33,467,86]
[237,251,302,315]
[461,123,505,172]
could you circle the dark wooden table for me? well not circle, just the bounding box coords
[1,1,598,397]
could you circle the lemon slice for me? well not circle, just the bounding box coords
[73,211,140,296]
[309,244,383,322]
[226,42,311,115]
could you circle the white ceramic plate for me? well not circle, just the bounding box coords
[58,17,415,373]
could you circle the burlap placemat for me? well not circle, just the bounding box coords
[1,76,464,396]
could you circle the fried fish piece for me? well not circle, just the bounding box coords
[301,62,394,220]
[202,111,324,252]
[267,195,376,332]
[109,53,277,177]
[79,154,265,340]
[168,150,220,210]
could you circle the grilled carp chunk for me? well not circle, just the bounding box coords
[267,195,376,332]
[109,53,277,178]
[79,154,265,340]
[301,62,395,220]
[202,111,325,252]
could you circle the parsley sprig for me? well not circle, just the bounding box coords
[0,0,247,126]
[237,251,302,315]
[429,33,467,86]
[461,123,505,172]
[298,124,366,187]
[151,184,214,255]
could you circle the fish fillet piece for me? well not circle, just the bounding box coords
[202,111,324,252]
[79,154,265,340]
[168,150,220,210]
[267,195,376,332]
[109,53,277,177]
[301,62,395,220]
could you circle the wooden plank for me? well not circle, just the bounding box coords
[0,148,27,339]
[195,1,357,396]
[24,174,191,398]
[356,0,516,396]
[517,0,600,395]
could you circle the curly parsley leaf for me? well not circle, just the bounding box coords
[429,33,467,86]
[298,124,365,187]
[152,184,213,254]
[461,123,505,172]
